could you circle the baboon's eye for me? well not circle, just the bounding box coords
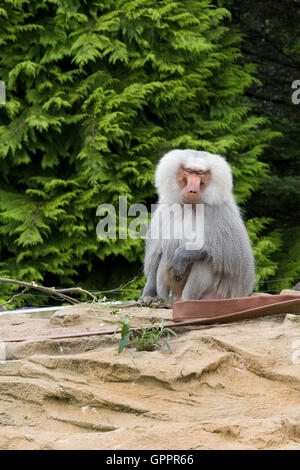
[184,168,206,176]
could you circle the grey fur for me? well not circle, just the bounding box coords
[140,150,256,302]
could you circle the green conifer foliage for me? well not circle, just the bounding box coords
[227,0,300,291]
[0,0,278,302]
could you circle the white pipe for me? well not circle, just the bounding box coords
[0,301,138,316]
[0,306,69,316]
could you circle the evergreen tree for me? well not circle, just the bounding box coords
[0,0,277,304]
[227,0,300,291]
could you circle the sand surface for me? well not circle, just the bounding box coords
[0,301,300,450]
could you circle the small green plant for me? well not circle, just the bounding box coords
[113,315,132,354]
[109,315,178,353]
[131,320,178,352]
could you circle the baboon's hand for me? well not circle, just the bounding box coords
[170,249,188,282]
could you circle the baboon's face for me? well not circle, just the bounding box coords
[176,165,211,204]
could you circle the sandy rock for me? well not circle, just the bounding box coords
[251,292,272,296]
[49,304,99,326]
[0,313,31,322]
[0,303,300,450]
[280,289,300,296]
[0,360,22,376]
[285,314,300,323]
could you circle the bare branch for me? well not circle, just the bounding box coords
[0,287,29,309]
[54,287,97,302]
[0,278,81,304]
